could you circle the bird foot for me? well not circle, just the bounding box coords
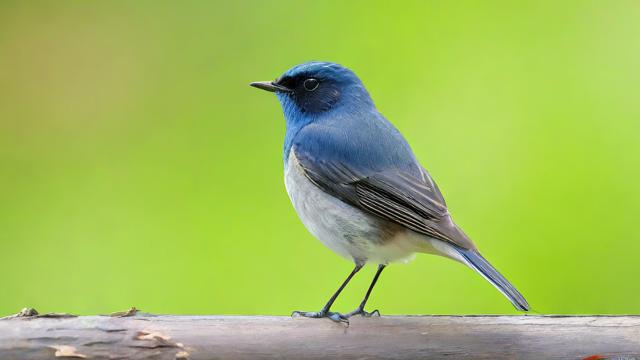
[346,307,380,318]
[291,310,349,324]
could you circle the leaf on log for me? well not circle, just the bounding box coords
[134,330,183,348]
[0,308,76,320]
[175,350,190,359]
[108,307,139,317]
[50,345,87,359]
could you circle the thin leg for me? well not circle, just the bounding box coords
[347,264,386,318]
[292,263,363,323]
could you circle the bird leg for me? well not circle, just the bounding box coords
[346,264,386,318]
[292,263,363,324]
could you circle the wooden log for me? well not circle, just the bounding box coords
[1,312,639,359]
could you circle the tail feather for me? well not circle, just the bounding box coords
[456,248,530,311]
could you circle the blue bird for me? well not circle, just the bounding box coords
[251,62,529,322]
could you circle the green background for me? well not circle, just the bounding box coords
[1,0,639,316]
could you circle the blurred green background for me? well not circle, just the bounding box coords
[1,0,639,316]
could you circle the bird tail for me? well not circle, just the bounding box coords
[456,247,530,311]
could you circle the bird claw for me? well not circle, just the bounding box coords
[291,310,349,324]
[346,308,381,318]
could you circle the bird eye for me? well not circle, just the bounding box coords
[303,78,319,91]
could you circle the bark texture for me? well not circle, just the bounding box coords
[1,313,639,359]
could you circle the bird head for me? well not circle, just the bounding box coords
[250,62,374,121]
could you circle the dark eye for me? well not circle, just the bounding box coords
[303,78,319,91]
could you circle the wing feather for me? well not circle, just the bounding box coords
[294,148,475,250]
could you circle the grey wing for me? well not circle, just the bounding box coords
[294,149,476,250]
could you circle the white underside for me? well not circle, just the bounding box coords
[284,150,464,265]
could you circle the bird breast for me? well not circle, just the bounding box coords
[284,149,425,264]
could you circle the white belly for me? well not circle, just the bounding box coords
[284,150,428,264]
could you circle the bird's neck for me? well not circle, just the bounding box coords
[279,86,377,165]
[282,113,315,165]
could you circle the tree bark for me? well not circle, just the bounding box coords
[1,313,639,359]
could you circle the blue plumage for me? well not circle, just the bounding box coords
[277,62,379,164]
[457,247,530,311]
[250,61,529,321]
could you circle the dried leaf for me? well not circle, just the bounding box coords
[36,312,77,319]
[135,330,182,348]
[50,345,87,358]
[18,307,39,317]
[136,330,171,341]
[109,307,139,317]
[175,351,190,359]
[0,307,39,319]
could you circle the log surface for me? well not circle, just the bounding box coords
[1,314,639,359]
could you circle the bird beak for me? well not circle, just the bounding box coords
[250,81,292,93]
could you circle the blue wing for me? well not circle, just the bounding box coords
[291,114,475,250]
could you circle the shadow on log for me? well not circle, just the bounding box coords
[1,310,639,359]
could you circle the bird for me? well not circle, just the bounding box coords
[250,61,529,323]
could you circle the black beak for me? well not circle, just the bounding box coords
[250,81,292,93]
